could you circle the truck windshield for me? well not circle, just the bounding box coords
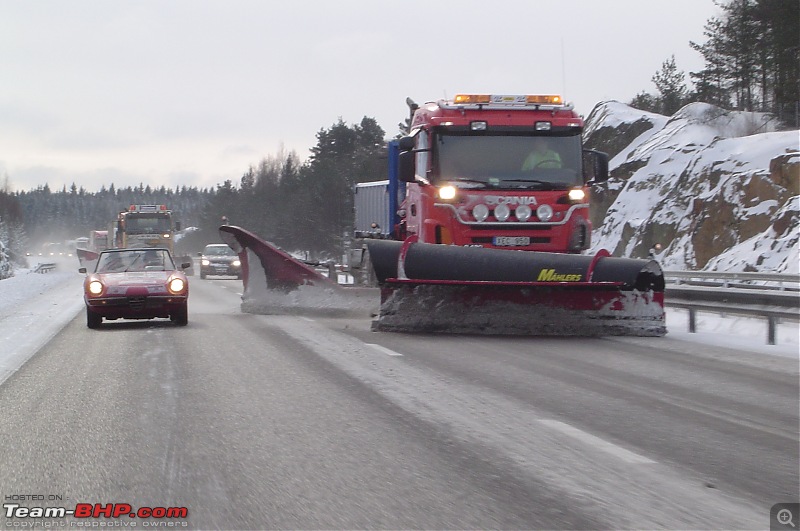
[125,214,172,234]
[433,133,583,189]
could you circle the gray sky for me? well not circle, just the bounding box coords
[1,0,721,193]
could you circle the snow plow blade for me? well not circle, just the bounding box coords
[365,239,666,337]
[218,225,378,317]
[76,247,99,270]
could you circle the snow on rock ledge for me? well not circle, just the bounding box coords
[585,101,799,272]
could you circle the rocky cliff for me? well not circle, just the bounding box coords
[584,101,799,273]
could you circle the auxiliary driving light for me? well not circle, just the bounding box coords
[536,204,554,222]
[472,204,489,222]
[494,204,511,222]
[515,204,532,221]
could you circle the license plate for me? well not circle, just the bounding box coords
[493,236,530,246]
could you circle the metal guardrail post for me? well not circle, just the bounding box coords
[688,308,697,333]
[768,316,776,345]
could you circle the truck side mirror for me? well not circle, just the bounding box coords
[398,151,416,183]
[583,149,609,184]
[398,136,415,151]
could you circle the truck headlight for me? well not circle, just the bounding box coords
[232,260,241,267]
[568,189,586,202]
[438,185,457,200]
[201,259,210,266]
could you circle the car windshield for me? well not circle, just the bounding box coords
[204,246,235,256]
[96,249,175,273]
[433,132,583,189]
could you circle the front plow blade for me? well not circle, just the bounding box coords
[366,240,666,337]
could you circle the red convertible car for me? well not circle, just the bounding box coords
[79,248,191,328]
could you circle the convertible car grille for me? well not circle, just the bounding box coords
[128,297,146,311]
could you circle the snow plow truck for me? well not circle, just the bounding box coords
[221,93,666,336]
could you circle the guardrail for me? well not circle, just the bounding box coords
[664,270,800,290]
[32,263,57,274]
[664,272,799,345]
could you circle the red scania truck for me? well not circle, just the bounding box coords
[375,93,609,253]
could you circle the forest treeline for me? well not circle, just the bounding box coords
[630,0,799,121]
[1,0,798,266]
[0,116,386,262]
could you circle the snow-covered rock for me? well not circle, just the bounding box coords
[585,101,799,272]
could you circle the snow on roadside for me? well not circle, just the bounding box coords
[0,261,85,385]
[666,308,798,359]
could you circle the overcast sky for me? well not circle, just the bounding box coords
[1,1,721,193]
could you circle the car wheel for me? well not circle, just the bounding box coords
[172,303,188,326]
[86,308,102,329]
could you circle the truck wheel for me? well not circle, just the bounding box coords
[172,303,188,326]
[87,308,102,329]
[200,271,206,279]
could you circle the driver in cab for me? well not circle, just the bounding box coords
[522,137,562,170]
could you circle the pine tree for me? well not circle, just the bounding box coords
[652,55,689,115]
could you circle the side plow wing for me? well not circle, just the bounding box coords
[76,247,99,270]
[218,225,378,317]
[366,239,666,337]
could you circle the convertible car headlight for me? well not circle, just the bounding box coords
[88,280,104,295]
[168,278,186,294]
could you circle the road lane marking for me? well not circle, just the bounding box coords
[300,317,315,322]
[538,419,656,464]
[366,343,403,357]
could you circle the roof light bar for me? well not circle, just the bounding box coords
[453,94,565,106]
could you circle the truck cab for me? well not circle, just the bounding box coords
[395,94,608,253]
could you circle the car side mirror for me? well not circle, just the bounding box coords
[78,267,87,274]
[181,262,192,270]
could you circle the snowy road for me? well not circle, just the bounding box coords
[0,261,797,529]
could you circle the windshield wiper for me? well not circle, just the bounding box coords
[447,177,490,188]
[498,179,566,190]
[124,255,141,272]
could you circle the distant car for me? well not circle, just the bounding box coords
[199,243,241,279]
[79,248,190,328]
